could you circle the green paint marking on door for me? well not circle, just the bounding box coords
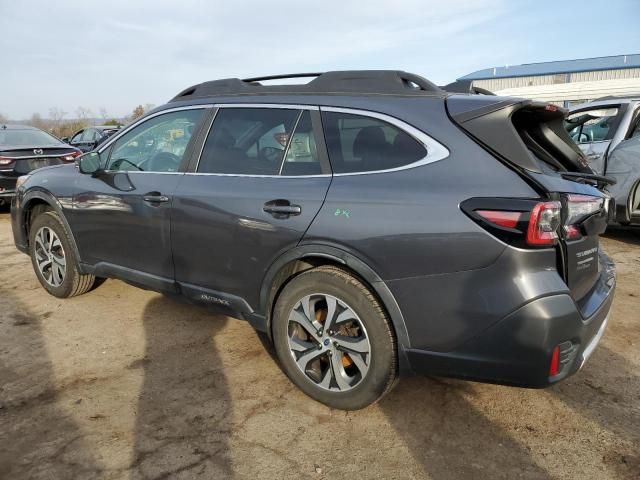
[334,208,351,218]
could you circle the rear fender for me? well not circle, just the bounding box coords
[257,244,412,373]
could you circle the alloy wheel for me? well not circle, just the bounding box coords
[34,226,66,287]
[287,293,371,392]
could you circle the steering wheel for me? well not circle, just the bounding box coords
[147,152,181,172]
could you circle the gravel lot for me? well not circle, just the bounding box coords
[0,209,639,480]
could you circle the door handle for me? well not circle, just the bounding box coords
[143,193,170,203]
[263,200,301,217]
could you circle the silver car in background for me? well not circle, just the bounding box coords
[565,98,640,225]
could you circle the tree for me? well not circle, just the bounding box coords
[76,106,92,121]
[0,112,7,124]
[49,107,67,125]
[131,105,145,120]
[103,119,122,126]
[47,106,90,140]
[29,113,47,130]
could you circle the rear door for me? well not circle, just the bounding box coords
[171,105,331,310]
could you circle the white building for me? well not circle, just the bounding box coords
[457,54,640,107]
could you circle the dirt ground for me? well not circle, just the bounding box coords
[0,210,638,480]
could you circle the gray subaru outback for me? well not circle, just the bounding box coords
[11,71,616,409]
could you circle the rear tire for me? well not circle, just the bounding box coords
[29,211,96,298]
[272,266,397,410]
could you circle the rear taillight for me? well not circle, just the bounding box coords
[62,150,82,162]
[563,194,603,240]
[0,156,15,166]
[462,198,561,249]
[527,201,561,246]
[462,194,604,248]
[475,210,522,229]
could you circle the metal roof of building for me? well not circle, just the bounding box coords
[458,54,640,80]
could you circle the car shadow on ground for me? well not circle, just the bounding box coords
[549,345,640,476]
[377,344,640,479]
[604,226,640,245]
[129,295,234,479]
[378,377,553,480]
[0,288,102,478]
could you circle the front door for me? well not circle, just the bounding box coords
[171,106,331,310]
[71,108,206,287]
[565,106,620,175]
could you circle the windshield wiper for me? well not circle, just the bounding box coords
[561,172,616,187]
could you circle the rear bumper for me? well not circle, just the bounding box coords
[406,264,615,387]
[0,191,16,199]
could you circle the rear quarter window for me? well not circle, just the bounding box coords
[321,111,426,174]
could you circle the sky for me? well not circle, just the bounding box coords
[1,0,639,120]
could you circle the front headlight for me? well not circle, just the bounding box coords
[16,175,31,189]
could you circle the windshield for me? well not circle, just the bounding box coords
[0,129,64,147]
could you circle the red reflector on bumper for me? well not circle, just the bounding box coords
[549,345,560,376]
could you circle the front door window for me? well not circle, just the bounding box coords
[108,109,204,172]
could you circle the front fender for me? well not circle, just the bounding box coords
[15,188,83,266]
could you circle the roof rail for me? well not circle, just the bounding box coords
[169,70,443,102]
[441,79,495,96]
[243,73,323,83]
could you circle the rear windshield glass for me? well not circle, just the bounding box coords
[0,129,64,146]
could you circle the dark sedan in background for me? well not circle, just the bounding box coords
[63,125,121,152]
[0,124,81,204]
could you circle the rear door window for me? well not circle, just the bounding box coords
[280,111,322,176]
[198,108,300,175]
[320,111,426,174]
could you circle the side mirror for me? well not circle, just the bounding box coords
[61,137,70,143]
[77,152,101,174]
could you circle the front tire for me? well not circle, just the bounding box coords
[272,266,397,410]
[29,211,96,298]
